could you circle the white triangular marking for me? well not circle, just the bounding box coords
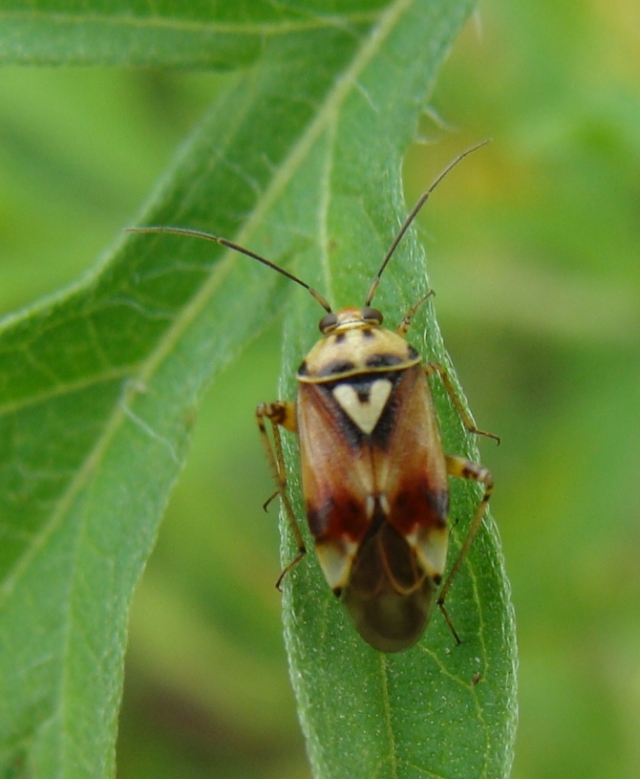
[333,379,392,434]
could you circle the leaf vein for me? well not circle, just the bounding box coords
[0,9,381,36]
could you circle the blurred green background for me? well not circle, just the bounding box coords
[1,1,639,778]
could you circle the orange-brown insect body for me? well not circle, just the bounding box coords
[297,308,449,651]
[128,140,495,654]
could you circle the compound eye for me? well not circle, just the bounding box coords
[362,307,383,325]
[319,312,338,332]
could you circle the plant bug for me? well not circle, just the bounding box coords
[129,140,497,653]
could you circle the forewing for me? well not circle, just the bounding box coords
[372,364,449,539]
[297,382,375,538]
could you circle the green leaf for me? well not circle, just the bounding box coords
[0,1,516,778]
[0,0,384,67]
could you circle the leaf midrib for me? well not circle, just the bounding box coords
[0,0,420,744]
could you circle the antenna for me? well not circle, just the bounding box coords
[126,225,333,313]
[364,139,491,306]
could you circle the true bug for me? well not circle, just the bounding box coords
[129,140,497,653]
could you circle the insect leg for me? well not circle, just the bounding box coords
[396,290,435,337]
[255,402,306,589]
[425,363,500,444]
[262,490,280,512]
[437,454,494,643]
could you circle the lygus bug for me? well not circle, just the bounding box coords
[130,141,497,653]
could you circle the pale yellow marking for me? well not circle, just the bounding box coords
[365,495,375,519]
[332,379,392,434]
[413,525,449,580]
[316,539,359,590]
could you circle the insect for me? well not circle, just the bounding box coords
[129,140,497,653]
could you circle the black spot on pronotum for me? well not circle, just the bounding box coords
[321,359,356,377]
[365,353,402,369]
